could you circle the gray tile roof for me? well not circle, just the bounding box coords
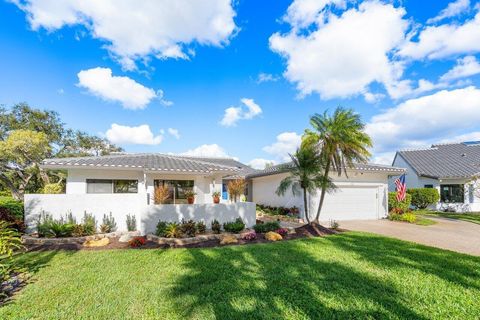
[41,153,255,175]
[396,142,480,179]
[246,162,405,179]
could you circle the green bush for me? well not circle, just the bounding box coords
[0,190,11,197]
[100,213,117,233]
[223,218,245,233]
[388,212,417,223]
[388,192,412,212]
[36,212,74,238]
[196,221,206,234]
[211,219,221,234]
[82,212,97,235]
[0,221,23,283]
[42,183,63,194]
[165,222,181,238]
[179,219,197,237]
[407,188,440,209]
[0,197,23,219]
[156,221,168,237]
[253,221,281,233]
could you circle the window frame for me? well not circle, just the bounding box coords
[440,184,464,203]
[154,179,194,204]
[86,179,138,194]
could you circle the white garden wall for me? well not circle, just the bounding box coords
[24,194,256,235]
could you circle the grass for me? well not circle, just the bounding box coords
[417,210,480,225]
[414,215,437,226]
[1,233,480,319]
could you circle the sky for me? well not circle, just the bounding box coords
[1,0,480,169]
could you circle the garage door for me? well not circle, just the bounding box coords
[320,186,378,221]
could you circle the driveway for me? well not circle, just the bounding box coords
[340,217,480,256]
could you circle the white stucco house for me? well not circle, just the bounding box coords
[247,162,405,222]
[25,153,404,233]
[390,142,480,212]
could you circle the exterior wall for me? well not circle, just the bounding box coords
[24,194,256,235]
[251,170,390,221]
[66,169,146,194]
[389,155,439,190]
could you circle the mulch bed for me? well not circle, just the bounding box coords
[25,224,339,252]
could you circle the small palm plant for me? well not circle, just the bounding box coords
[305,107,372,223]
[276,144,326,224]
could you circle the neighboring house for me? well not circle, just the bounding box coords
[390,142,480,212]
[247,162,404,222]
[24,153,257,234]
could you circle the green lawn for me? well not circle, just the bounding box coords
[417,210,480,225]
[2,233,480,319]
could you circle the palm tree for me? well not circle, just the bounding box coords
[305,107,372,224]
[276,144,327,224]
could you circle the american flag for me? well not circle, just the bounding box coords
[394,174,407,202]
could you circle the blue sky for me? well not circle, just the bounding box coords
[2,0,480,168]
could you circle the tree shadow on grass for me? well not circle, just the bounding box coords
[324,232,480,290]
[169,239,428,320]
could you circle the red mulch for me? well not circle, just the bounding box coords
[25,224,338,252]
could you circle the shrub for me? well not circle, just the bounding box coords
[42,183,63,194]
[0,207,25,233]
[0,190,10,197]
[100,213,117,233]
[388,192,412,212]
[128,236,146,248]
[126,214,136,232]
[154,185,170,204]
[64,212,76,225]
[0,221,23,283]
[156,221,168,237]
[223,218,245,233]
[211,219,221,234]
[165,222,181,238]
[407,188,440,209]
[36,213,75,238]
[253,221,280,233]
[227,179,245,203]
[0,197,23,219]
[388,213,402,221]
[82,212,97,235]
[242,231,257,240]
[72,224,86,237]
[196,221,206,234]
[179,219,197,237]
[276,228,289,237]
[401,212,417,223]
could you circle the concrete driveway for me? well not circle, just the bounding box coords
[340,217,480,256]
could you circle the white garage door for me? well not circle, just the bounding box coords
[320,186,378,221]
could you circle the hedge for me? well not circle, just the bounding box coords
[0,196,24,219]
[407,188,440,209]
[388,192,412,212]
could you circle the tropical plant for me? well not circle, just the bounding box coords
[276,144,325,223]
[304,107,372,223]
[196,221,206,234]
[0,196,24,219]
[253,221,281,233]
[223,218,245,233]
[128,236,146,248]
[156,221,168,237]
[165,222,181,238]
[179,219,197,237]
[82,212,97,235]
[211,219,221,234]
[126,214,136,232]
[212,191,221,198]
[36,213,75,238]
[227,179,245,203]
[154,185,170,204]
[0,221,23,283]
[100,212,117,233]
[407,188,439,209]
[0,207,25,233]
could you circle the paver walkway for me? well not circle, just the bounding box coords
[340,217,480,256]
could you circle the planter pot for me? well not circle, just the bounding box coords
[187,197,195,204]
[213,196,220,204]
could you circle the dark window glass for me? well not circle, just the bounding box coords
[86,179,113,194]
[154,180,194,204]
[440,184,464,203]
[424,184,433,188]
[114,180,138,193]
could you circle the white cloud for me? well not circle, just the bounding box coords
[105,124,163,145]
[440,131,480,143]
[256,73,279,83]
[157,89,173,107]
[440,55,480,81]
[248,158,277,170]
[181,144,229,157]
[220,98,262,127]
[363,92,385,103]
[400,11,480,60]
[270,1,409,100]
[427,0,470,24]
[77,67,158,109]
[263,132,302,161]
[283,0,345,29]
[366,86,480,154]
[14,0,237,70]
[167,128,180,139]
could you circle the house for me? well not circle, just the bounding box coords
[247,162,405,221]
[24,153,257,234]
[390,142,480,212]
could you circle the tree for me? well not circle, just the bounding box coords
[305,107,372,224]
[275,144,327,224]
[227,179,246,203]
[0,130,50,200]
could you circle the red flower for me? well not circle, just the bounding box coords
[129,236,146,247]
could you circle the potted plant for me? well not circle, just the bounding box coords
[184,190,197,204]
[212,191,221,204]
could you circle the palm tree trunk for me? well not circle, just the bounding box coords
[313,159,331,224]
[303,188,310,224]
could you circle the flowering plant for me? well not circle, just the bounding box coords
[276,228,289,237]
[128,236,146,248]
[242,231,257,240]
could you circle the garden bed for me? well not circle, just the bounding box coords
[21,231,127,246]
